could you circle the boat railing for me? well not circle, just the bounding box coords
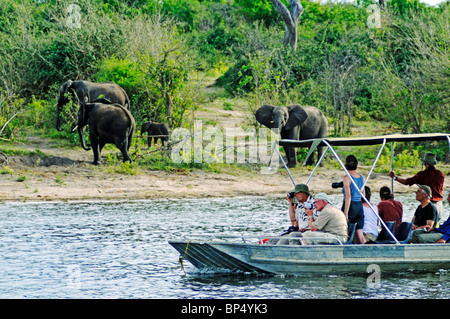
[179,233,347,245]
[263,235,345,245]
[180,233,261,243]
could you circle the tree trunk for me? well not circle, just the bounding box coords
[270,0,304,51]
[166,91,173,127]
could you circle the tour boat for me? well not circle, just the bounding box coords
[169,133,450,275]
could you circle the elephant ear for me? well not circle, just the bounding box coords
[80,103,95,124]
[255,104,276,128]
[285,105,308,131]
[63,80,73,93]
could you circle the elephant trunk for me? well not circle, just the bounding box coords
[271,117,283,135]
[78,125,91,151]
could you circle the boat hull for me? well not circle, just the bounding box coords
[169,240,450,275]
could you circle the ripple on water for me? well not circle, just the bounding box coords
[0,197,449,298]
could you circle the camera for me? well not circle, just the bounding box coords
[287,192,295,198]
[331,181,344,189]
[304,202,314,210]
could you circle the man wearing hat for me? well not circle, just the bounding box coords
[274,184,319,245]
[286,184,318,231]
[411,185,439,243]
[410,190,450,243]
[301,193,348,245]
[389,152,444,223]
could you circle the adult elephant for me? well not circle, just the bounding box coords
[255,104,328,167]
[141,121,170,146]
[56,80,130,131]
[77,99,135,165]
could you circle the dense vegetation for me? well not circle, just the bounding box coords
[0,0,448,165]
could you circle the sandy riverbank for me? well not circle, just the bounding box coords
[2,143,435,202]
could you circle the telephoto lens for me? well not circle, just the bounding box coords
[331,181,344,188]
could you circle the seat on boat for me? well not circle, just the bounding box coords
[376,222,413,244]
[343,223,357,245]
[327,223,356,245]
[375,221,396,242]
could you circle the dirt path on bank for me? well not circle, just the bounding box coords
[2,135,444,203]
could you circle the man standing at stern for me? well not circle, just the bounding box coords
[390,152,444,223]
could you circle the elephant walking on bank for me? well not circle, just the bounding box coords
[56,80,130,131]
[255,104,328,167]
[141,121,170,146]
[77,100,135,165]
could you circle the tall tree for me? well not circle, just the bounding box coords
[270,0,304,51]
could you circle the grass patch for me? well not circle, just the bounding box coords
[0,146,47,158]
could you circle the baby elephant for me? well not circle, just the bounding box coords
[141,121,170,146]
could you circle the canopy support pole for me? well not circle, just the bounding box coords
[391,142,395,193]
[274,143,296,186]
[362,139,386,190]
[322,140,400,245]
[305,145,329,186]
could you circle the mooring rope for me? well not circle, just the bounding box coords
[178,240,191,275]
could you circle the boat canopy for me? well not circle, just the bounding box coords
[278,133,450,148]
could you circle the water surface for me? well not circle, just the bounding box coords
[0,195,448,298]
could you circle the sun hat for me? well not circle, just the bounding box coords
[417,184,432,198]
[421,152,437,165]
[291,184,311,196]
[314,192,331,203]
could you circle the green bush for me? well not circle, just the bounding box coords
[0,0,448,147]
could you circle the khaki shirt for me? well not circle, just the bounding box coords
[312,204,347,239]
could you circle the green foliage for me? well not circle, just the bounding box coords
[234,0,282,26]
[0,0,448,159]
[376,148,421,173]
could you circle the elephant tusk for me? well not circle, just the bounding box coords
[72,125,78,132]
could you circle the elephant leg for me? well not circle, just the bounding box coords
[147,136,152,147]
[127,133,133,151]
[304,146,324,166]
[115,137,132,163]
[99,141,107,162]
[91,136,101,165]
[281,129,298,168]
[305,151,315,166]
[285,146,297,168]
[317,146,324,166]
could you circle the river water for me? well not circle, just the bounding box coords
[0,195,449,299]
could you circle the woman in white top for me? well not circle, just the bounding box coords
[362,186,379,242]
